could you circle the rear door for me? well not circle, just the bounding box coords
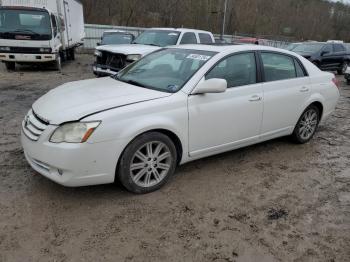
[259,51,310,140]
[188,52,263,157]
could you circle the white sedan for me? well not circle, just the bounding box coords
[21,45,340,194]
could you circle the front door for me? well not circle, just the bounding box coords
[188,52,263,158]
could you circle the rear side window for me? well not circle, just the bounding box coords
[206,52,257,88]
[199,33,213,44]
[334,44,345,52]
[261,52,297,82]
[180,33,198,44]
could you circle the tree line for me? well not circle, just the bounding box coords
[81,0,350,42]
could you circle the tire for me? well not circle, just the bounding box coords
[5,61,15,71]
[337,61,348,75]
[291,105,320,144]
[118,132,178,194]
[53,56,62,71]
[69,48,75,60]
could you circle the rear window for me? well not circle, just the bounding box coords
[199,33,213,44]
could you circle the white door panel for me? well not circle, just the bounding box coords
[188,84,263,156]
[261,77,311,134]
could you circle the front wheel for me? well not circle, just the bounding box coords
[53,56,62,71]
[118,132,178,194]
[291,105,320,144]
[5,61,16,71]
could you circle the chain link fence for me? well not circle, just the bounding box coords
[81,24,291,51]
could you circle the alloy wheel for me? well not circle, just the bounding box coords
[130,141,172,188]
[298,109,319,140]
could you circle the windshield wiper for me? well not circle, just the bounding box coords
[114,75,146,88]
[11,29,40,36]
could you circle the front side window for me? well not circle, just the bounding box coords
[206,53,257,88]
[293,43,325,53]
[261,52,297,82]
[333,44,345,52]
[0,8,52,40]
[180,33,198,44]
[116,48,216,93]
[322,44,332,54]
[133,30,180,47]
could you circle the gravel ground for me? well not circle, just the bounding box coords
[0,55,350,262]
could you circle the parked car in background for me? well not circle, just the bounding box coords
[97,30,135,46]
[0,0,85,71]
[22,45,339,193]
[285,42,302,51]
[93,28,215,76]
[293,42,350,74]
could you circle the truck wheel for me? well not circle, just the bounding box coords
[338,62,348,75]
[69,48,75,60]
[5,62,16,71]
[53,56,62,71]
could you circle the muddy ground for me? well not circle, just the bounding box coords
[0,55,350,262]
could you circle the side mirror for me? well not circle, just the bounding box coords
[97,42,101,46]
[192,78,227,95]
[321,51,329,56]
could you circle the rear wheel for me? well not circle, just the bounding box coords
[337,61,348,75]
[5,61,15,71]
[291,105,320,144]
[68,48,75,60]
[118,132,177,194]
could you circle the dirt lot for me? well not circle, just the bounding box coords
[0,55,350,262]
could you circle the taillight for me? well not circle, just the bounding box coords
[332,77,340,88]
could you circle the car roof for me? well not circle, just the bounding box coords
[169,44,300,55]
[149,28,212,34]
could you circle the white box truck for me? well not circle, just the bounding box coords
[0,0,84,70]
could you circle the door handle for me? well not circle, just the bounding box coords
[249,95,262,102]
[300,86,309,93]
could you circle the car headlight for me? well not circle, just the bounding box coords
[39,48,52,53]
[94,50,102,57]
[0,46,11,51]
[126,54,141,61]
[50,121,101,143]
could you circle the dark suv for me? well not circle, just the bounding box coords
[293,42,350,74]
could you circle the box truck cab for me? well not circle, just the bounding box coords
[0,0,84,71]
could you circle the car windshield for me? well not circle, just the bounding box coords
[0,9,52,40]
[133,30,180,47]
[286,43,299,51]
[115,48,216,93]
[101,33,133,45]
[293,43,325,53]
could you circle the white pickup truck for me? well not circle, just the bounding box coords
[0,0,85,71]
[93,28,215,77]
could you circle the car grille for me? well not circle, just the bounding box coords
[22,110,49,141]
[96,51,127,71]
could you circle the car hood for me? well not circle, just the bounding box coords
[96,44,161,56]
[32,77,171,125]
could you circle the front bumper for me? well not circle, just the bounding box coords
[21,123,125,187]
[93,63,119,76]
[0,53,56,63]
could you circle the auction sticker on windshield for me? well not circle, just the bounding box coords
[186,54,212,61]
